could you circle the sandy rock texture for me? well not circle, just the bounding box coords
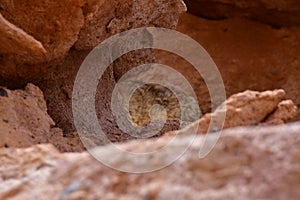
[0,83,54,148]
[0,0,186,138]
[0,84,83,152]
[1,123,300,199]
[0,0,185,82]
[184,0,300,27]
[169,89,297,135]
[0,0,85,73]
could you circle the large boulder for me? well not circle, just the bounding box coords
[1,123,300,199]
[0,0,186,82]
[0,0,187,138]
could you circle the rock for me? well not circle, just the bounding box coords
[0,84,84,152]
[0,13,46,56]
[48,128,85,152]
[169,89,297,135]
[75,0,187,49]
[218,89,286,128]
[0,83,54,148]
[184,0,300,27]
[1,123,300,199]
[0,83,295,151]
[0,0,186,82]
[157,12,300,122]
[29,0,186,138]
[265,100,297,125]
[0,0,85,65]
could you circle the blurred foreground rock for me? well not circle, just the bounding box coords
[1,123,300,199]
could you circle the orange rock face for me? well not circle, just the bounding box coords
[0,0,186,81]
[0,84,54,148]
[0,84,84,152]
[0,0,187,138]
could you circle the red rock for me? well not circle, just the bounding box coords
[184,0,300,27]
[0,84,84,152]
[169,89,297,135]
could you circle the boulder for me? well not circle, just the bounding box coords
[0,83,84,152]
[1,123,300,199]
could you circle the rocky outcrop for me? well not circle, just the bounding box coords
[0,0,186,82]
[0,2,299,199]
[0,84,54,148]
[184,0,300,27]
[76,0,187,49]
[0,0,186,138]
[0,13,46,57]
[0,84,84,152]
[0,0,85,60]
[1,123,300,199]
[1,84,296,151]
[168,89,297,135]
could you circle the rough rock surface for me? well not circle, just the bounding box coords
[265,100,298,125]
[1,84,296,152]
[0,0,85,65]
[0,84,83,152]
[76,0,187,49]
[169,89,297,135]
[0,83,54,148]
[1,123,300,199]
[0,13,46,56]
[0,0,185,82]
[184,0,300,27]
[0,0,187,138]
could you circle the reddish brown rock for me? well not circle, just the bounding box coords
[184,0,300,27]
[169,89,297,135]
[1,123,300,199]
[157,13,300,122]
[31,1,186,138]
[0,0,186,82]
[265,100,297,125]
[0,84,84,152]
[0,13,46,56]
[75,0,186,49]
[0,0,186,138]
[0,0,85,65]
[0,83,54,148]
